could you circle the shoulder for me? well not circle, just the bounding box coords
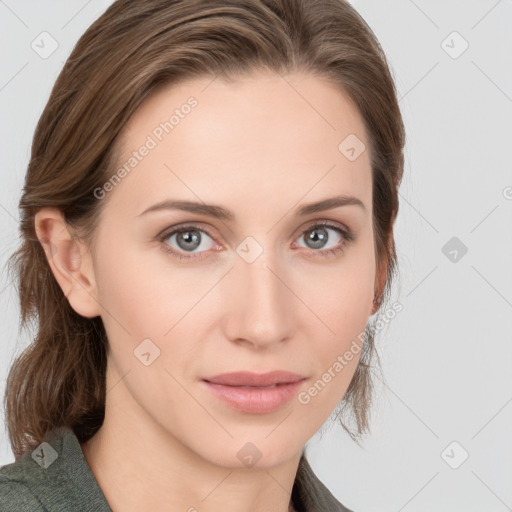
[0,426,111,512]
[0,427,71,511]
[294,454,357,512]
[0,474,46,511]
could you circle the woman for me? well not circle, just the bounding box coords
[0,0,405,510]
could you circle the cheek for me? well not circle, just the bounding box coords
[91,239,167,356]
[93,240,217,363]
[92,245,203,408]
[298,239,375,397]
[94,233,175,323]
[303,234,376,334]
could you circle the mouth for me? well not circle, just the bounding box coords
[201,371,307,414]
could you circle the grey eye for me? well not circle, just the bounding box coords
[298,226,343,250]
[165,228,215,253]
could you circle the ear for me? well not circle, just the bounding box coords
[34,207,101,318]
[371,251,388,315]
[371,217,397,315]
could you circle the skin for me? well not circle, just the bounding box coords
[35,70,388,512]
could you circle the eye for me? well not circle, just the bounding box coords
[293,221,354,258]
[158,220,354,261]
[159,224,218,260]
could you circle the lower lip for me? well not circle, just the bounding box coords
[202,379,305,414]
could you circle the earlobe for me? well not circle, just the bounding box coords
[34,207,101,318]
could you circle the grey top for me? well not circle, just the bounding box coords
[0,426,355,511]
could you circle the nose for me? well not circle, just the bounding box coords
[222,251,296,350]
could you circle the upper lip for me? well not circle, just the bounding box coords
[203,371,306,387]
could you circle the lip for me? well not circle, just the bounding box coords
[202,371,306,414]
[203,370,306,387]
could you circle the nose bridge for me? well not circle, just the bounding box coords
[227,238,294,347]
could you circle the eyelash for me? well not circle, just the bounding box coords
[157,220,355,261]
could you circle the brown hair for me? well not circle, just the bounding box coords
[4,0,404,459]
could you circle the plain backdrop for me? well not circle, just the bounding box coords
[1,1,511,511]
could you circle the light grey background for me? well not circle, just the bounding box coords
[1,1,511,511]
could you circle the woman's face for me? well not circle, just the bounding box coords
[86,71,379,467]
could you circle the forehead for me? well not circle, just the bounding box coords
[105,71,372,219]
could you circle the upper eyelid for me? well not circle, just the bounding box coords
[158,222,216,242]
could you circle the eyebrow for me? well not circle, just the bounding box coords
[137,194,366,220]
